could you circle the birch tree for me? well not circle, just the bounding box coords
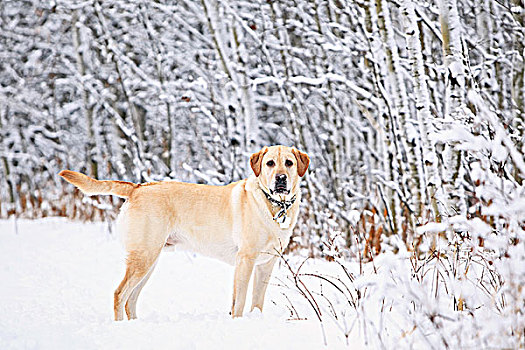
[439,0,470,217]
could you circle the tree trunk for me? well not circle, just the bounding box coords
[72,10,98,179]
[439,0,469,217]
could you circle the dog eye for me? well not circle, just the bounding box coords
[285,159,293,167]
[266,160,275,167]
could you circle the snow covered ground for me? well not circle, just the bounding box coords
[2,218,522,349]
[0,218,357,349]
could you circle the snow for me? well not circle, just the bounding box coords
[0,219,357,349]
[2,218,522,349]
[416,221,446,234]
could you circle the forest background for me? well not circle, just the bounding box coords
[1,0,523,252]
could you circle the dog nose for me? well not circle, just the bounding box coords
[276,174,287,183]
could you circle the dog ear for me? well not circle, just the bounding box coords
[292,148,310,177]
[250,147,268,177]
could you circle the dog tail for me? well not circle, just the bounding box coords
[59,170,138,198]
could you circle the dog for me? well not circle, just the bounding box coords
[59,145,309,320]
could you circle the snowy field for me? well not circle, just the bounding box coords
[1,218,522,349]
[0,219,357,350]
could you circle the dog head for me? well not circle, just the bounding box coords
[250,145,310,196]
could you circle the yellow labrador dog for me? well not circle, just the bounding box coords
[59,145,309,320]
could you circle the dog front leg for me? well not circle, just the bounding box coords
[251,256,277,312]
[231,253,256,318]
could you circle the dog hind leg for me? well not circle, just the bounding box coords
[114,248,161,321]
[125,259,158,320]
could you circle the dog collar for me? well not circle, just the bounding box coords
[260,187,296,228]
